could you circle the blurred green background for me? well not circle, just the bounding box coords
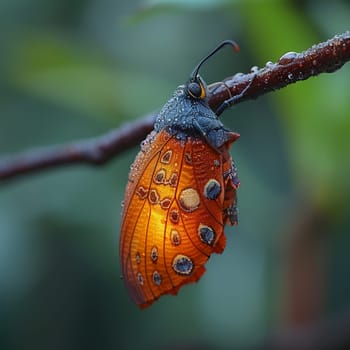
[0,0,349,349]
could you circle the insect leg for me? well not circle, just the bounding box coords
[223,158,240,225]
[215,75,256,116]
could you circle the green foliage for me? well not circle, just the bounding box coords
[7,33,171,121]
[239,1,350,207]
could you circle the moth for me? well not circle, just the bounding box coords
[119,40,246,308]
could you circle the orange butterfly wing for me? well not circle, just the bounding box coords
[120,128,238,308]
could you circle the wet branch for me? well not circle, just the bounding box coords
[1,31,349,181]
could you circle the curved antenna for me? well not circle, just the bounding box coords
[190,40,240,79]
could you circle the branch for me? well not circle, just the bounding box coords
[0,113,156,181]
[208,31,350,111]
[1,31,349,181]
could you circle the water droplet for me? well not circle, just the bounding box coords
[278,51,298,65]
[140,140,149,152]
[265,61,275,69]
[233,72,245,79]
[287,73,294,80]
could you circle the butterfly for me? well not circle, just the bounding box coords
[120,40,244,308]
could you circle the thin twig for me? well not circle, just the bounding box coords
[1,31,349,181]
[0,113,155,181]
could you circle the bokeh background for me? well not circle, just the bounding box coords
[1,0,350,349]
